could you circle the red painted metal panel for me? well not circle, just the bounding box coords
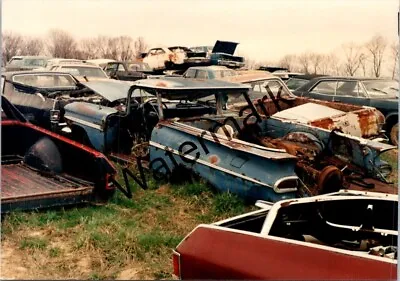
[177,227,397,280]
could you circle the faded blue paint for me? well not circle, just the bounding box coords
[63,102,118,152]
[149,122,299,202]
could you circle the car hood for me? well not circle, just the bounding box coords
[80,80,134,102]
[132,77,250,100]
[272,103,345,123]
[212,40,239,55]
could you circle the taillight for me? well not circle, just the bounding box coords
[172,250,181,278]
[105,174,115,190]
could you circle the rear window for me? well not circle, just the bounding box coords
[286,78,308,91]
[12,74,77,88]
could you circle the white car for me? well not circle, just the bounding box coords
[142,46,189,71]
[49,63,109,81]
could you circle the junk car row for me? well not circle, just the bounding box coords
[1,41,398,280]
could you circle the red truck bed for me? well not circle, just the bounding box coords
[1,159,95,212]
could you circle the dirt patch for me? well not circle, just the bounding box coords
[1,241,30,280]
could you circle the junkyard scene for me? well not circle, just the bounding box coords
[1,0,399,279]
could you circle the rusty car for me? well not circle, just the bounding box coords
[172,189,397,280]
[1,95,117,213]
[142,47,190,72]
[200,69,388,142]
[292,76,399,145]
[61,76,396,202]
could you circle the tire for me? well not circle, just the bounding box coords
[389,123,399,146]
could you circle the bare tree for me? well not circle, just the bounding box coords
[278,54,297,71]
[318,55,331,75]
[134,36,148,58]
[2,31,24,64]
[46,29,78,58]
[298,52,311,74]
[342,42,363,76]
[358,52,368,76]
[20,37,44,56]
[117,36,135,61]
[365,35,387,77]
[389,42,399,80]
[309,52,323,74]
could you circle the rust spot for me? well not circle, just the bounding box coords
[156,82,168,87]
[208,155,220,165]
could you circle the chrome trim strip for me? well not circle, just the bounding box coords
[150,141,299,191]
[64,115,103,131]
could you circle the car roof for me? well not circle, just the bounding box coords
[2,70,78,77]
[295,76,392,91]
[187,65,231,71]
[55,63,101,68]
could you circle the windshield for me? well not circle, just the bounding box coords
[12,74,77,89]
[61,66,108,78]
[286,78,308,91]
[8,58,23,66]
[363,80,398,98]
[128,63,151,71]
[23,59,47,67]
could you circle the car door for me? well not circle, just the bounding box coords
[332,80,370,106]
[304,80,337,102]
[177,226,396,280]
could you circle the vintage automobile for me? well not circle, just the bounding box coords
[142,46,190,71]
[293,77,399,145]
[62,77,396,202]
[184,46,213,66]
[5,56,50,72]
[183,66,237,79]
[49,63,110,81]
[285,74,328,91]
[44,58,85,70]
[172,190,397,280]
[207,70,388,142]
[1,71,132,132]
[1,95,117,213]
[185,41,245,69]
[103,61,151,81]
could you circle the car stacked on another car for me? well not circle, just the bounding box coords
[293,76,399,145]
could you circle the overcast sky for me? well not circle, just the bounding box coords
[2,0,399,62]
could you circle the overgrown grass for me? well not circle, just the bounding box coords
[1,173,253,280]
[381,149,399,185]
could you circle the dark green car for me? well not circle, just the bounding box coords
[293,77,399,145]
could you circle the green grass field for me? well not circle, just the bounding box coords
[1,177,254,280]
[1,150,398,280]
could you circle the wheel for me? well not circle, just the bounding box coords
[389,123,398,146]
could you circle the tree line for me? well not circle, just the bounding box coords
[2,29,148,64]
[261,35,398,79]
[2,29,398,79]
